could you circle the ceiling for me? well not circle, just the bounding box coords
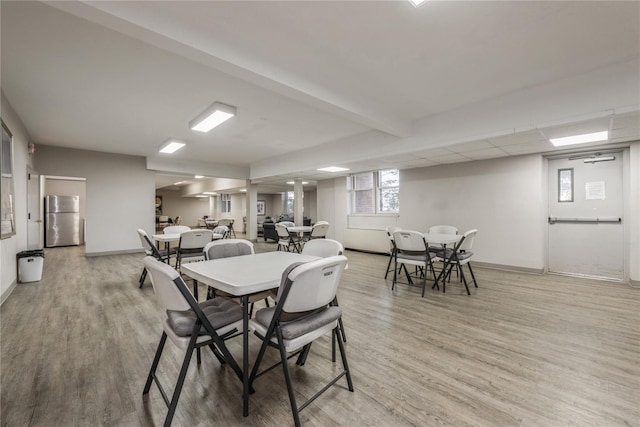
[2,1,639,195]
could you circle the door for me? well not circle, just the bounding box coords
[547,153,624,280]
[27,167,42,249]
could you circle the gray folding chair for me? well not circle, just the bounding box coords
[142,256,244,427]
[248,255,353,427]
[137,228,172,288]
[392,230,436,297]
[203,239,272,316]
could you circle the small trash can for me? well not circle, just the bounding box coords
[17,250,45,283]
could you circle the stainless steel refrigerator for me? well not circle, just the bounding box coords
[45,195,81,247]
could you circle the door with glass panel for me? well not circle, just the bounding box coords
[547,153,623,280]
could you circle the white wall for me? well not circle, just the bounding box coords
[303,189,317,223]
[318,155,547,271]
[401,155,546,271]
[34,145,155,255]
[1,92,33,303]
[156,189,210,227]
[628,142,640,286]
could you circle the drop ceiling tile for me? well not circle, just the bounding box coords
[430,153,472,164]
[462,147,509,159]
[447,139,494,153]
[611,111,640,129]
[500,141,554,155]
[610,126,640,140]
[412,147,455,159]
[488,130,545,147]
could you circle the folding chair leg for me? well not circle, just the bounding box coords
[277,329,302,427]
[296,343,312,366]
[384,254,394,279]
[143,333,167,395]
[459,263,471,295]
[335,323,354,392]
[467,263,478,288]
[139,268,147,288]
[165,335,197,427]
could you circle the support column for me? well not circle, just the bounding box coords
[293,180,304,226]
[246,181,258,241]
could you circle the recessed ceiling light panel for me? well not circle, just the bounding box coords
[190,102,236,132]
[317,166,349,172]
[409,0,428,7]
[549,131,608,147]
[159,138,186,154]
[286,181,309,185]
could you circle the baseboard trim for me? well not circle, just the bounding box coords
[0,280,17,306]
[630,279,640,288]
[361,250,545,274]
[85,248,144,257]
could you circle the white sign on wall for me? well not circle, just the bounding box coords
[585,181,605,200]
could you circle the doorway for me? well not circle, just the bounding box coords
[27,167,42,249]
[547,152,624,281]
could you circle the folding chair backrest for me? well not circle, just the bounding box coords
[310,223,329,238]
[280,221,295,228]
[204,239,255,260]
[137,229,153,254]
[301,238,343,257]
[278,255,348,313]
[393,230,427,252]
[143,256,191,312]
[180,229,213,249]
[212,225,229,237]
[429,225,458,235]
[457,229,478,252]
[164,225,190,234]
[275,223,291,238]
[217,219,231,227]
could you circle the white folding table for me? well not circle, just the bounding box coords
[181,251,318,417]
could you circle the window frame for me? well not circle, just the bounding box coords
[347,169,399,216]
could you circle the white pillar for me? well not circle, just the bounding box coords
[294,180,304,226]
[246,181,258,241]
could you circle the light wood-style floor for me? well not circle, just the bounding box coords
[1,241,639,427]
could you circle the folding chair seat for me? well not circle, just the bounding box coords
[392,230,436,297]
[248,255,353,427]
[142,256,244,427]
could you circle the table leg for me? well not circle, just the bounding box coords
[242,294,249,417]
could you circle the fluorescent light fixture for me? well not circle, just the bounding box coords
[239,189,247,192]
[159,138,186,154]
[202,191,217,195]
[317,166,349,172]
[409,0,428,6]
[549,131,608,147]
[194,175,204,179]
[195,195,208,198]
[286,181,309,185]
[584,156,615,164]
[173,181,184,185]
[189,102,236,132]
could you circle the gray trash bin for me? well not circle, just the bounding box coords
[17,250,45,283]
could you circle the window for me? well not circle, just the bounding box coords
[285,191,294,214]
[378,169,399,213]
[558,168,573,202]
[220,193,231,213]
[347,169,399,215]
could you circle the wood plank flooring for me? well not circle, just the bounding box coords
[1,241,639,426]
